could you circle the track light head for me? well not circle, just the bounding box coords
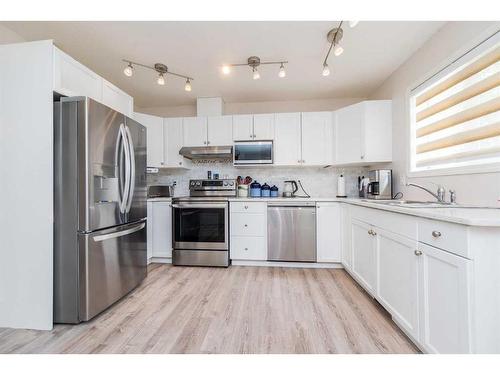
[123,63,133,77]
[322,64,330,77]
[279,63,286,78]
[157,73,165,86]
[185,79,192,92]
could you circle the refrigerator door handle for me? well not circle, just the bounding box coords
[93,222,146,242]
[125,125,136,213]
[120,124,131,214]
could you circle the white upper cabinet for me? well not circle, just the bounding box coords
[101,79,133,116]
[183,117,208,147]
[316,202,341,262]
[207,115,233,146]
[164,117,187,168]
[53,47,101,101]
[53,47,134,116]
[301,111,334,165]
[334,100,392,165]
[274,112,302,166]
[253,114,275,140]
[232,114,254,141]
[133,112,164,168]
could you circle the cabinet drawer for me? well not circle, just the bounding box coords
[418,219,470,259]
[230,236,267,260]
[230,201,267,214]
[231,213,266,236]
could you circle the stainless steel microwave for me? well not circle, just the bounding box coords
[233,141,273,165]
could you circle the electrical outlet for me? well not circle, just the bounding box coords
[400,175,408,186]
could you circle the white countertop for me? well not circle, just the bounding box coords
[228,197,500,227]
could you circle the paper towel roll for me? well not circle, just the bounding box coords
[337,174,346,197]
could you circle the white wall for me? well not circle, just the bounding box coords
[0,24,25,44]
[370,21,500,206]
[0,40,54,330]
[136,97,365,118]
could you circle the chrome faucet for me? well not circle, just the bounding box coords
[406,182,447,203]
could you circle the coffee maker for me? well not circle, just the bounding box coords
[367,170,392,200]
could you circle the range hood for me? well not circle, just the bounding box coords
[179,145,233,160]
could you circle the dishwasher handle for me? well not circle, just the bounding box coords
[267,202,316,207]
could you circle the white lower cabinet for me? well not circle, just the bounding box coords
[147,201,172,260]
[376,228,419,340]
[340,204,352,270]
[418,242,472,354]
[351,219,377,295]
[316,202,341,262]
[230,202,267,261]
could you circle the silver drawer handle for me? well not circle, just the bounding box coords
[93,222,145,242]
[432,230,442,238]
[414,250,422,256]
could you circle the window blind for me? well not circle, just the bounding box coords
[410,32,500,172]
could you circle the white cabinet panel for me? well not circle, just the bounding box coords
[53,47,102,101]
[230,236,267,260]
[253,113,275,140]
[351,219,376,295]
[363,100,392,163]
[419,243,472,354]
[133,112,164,168]
[164,117,187,168]
[274,112,302,166]
[334,103,363,164]
[208,115,233,146]
[377,228,419,340]
[341,204,352,270]
[183,117,207,147]
[232,114,254,141]
[101,79,133,116]
[301,111,334,165]
[230,202,267,214]
[147,201,172,259]
[231,213,266,237]
[316,202,341,262]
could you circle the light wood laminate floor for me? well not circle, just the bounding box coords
[0,264,419,354]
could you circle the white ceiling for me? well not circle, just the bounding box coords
[3,21,445,107]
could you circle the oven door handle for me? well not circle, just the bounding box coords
[172,203,228,209]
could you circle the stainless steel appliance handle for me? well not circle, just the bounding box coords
[115,124,129,213]
[93,222,145,242]
[172,203,227,209]
[267,202,316,207]
[125,125,135,213]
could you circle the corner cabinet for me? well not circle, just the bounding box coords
[334,100,392,165]
[301,111,334,166]
[133,112,164,168]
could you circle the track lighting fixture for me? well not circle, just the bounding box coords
[322,21,358,77]
[221,56,288,80]
[122,60,194,91]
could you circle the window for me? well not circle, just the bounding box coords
[409,31,500,174]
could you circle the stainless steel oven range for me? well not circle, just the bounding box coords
[172,179,236,267]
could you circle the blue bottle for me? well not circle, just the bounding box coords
[270,185,279,197]
[261,183,271,197]
[250,181,262,197]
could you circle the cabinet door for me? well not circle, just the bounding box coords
[183,117,207,147]
[341,204,352,270]
[253,113,275,140]
[316,202,341,262]
[164,117,186,167]
[232,114,254,141]
[53,47,102,101]
[301,111,334,165]
[230,236,267,260]
[363,100,392,163]
[419,243,472,353]
[376,228,419,340]
[274,112,302,166]
[207,115,233,146]
[351,219,376,295]
[334,103,363,164]
[102,79,133,116]
[150,201,172,258]
[133,112,164,168]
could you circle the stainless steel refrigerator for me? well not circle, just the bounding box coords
[53,97,147,323]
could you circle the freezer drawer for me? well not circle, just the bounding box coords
[267,205,316,262]
[78,220,147,321]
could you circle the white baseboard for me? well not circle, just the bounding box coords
[148,257,172,264]
[230,260,344,269]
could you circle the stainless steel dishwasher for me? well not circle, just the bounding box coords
[267,202,316,262]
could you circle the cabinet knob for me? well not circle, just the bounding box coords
[368,230,372,235]
[207,141,210,145]
[432,230,441,238]
[244,205,248,209]
[372,231,377,236]
[160,161,164,165]
[360,155,365,159]
[179,161,182,165]
[298,160,301,163]
[244,224,248,227]
[244,248,248,251]
[414,250,423,256]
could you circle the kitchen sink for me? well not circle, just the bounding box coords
[360,199,488,209]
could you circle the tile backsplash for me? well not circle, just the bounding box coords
[147,160,369,198]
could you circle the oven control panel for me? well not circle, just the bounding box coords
[189,179,236,196]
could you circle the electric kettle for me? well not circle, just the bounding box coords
[283,180,298,198]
